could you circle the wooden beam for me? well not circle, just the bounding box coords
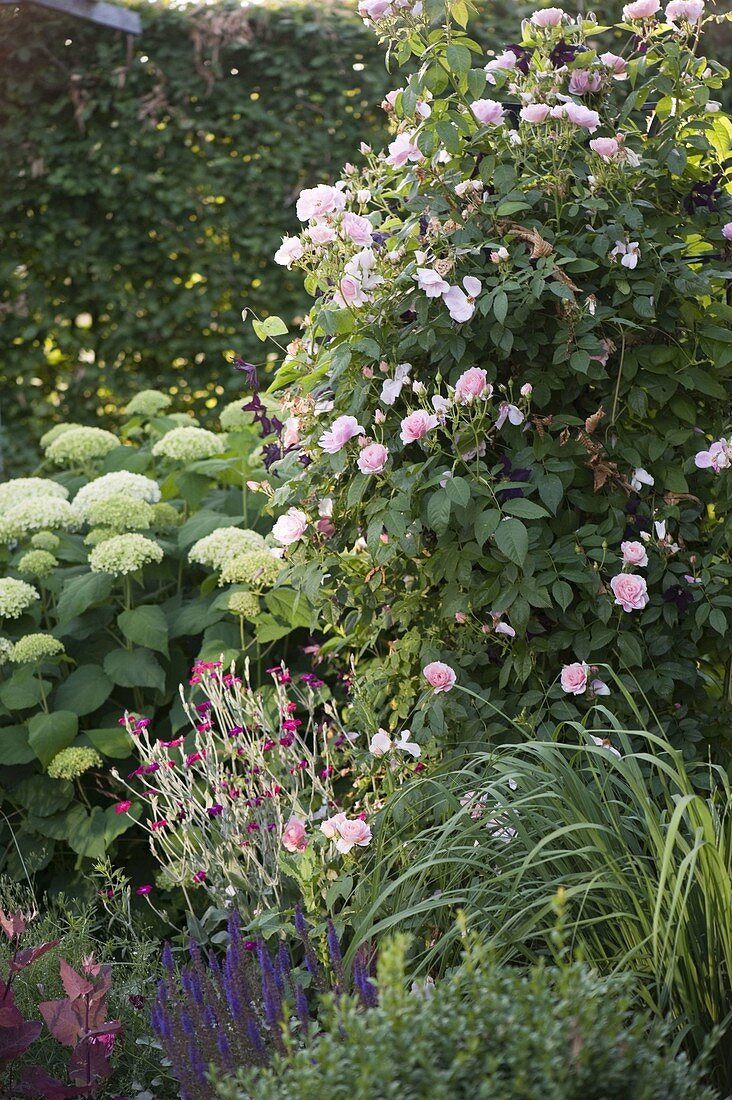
[0,0,142,33]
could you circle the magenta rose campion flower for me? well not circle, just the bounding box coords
[281,817,308,853]
[335,817,372,853]
[520,104,551,124]
[623,0,660,17]
[471,99,505,126]
[454,367,492,405]
[318,414,365,454]
[621,540,649,568]
[560,661,589,695]
[400,410,439,444]
[295,184,346,221]
[357,443,389,474]
[272,508,308,546]
[423,661,457,693]
[531,6,565,26]
[610,573,649,612]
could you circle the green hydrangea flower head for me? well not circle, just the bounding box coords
[0,639,13,667]
[0,498,78,544]
[165,413,200,428]
[226,591,261,620]
[87,493,155,532]
[125,390,172,417]
[47,746,102,780]
[45,427,120,468]
[39,423,82,451]
[30,532,61,552]
[0,579,40,620]
[189,526,266,570]
[10,633,65,663]
[0,478,69,511]
[219,400,250,431]
[218,550,282,588]
[72,472,161,523]
[84,528,117,547]
[89,533,164,576]
[17,550,58,579]
[152,426,226,462]
[151,502,181,529]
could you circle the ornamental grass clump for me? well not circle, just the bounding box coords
[259,0,732,754]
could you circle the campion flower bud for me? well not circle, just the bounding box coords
[0,579,40,620]
[124,389,172,417]
[47,746,102,780]
[89,533,164,576]
[152,426,226,462]
[10,633,64,664]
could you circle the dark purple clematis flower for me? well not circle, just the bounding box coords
[550,40,582,66]
[663,584,693,612]
[503,43,533,74]
[371,231,389,249]
[496,455,531,502]
[400,309,417,324]
[262,442,283,470]
[683,174,721,214]
[233,358,260,392]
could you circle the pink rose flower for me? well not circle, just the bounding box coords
[272,508,308,547]
[283,417,300,449]
[600,51,628,77]
[569,69,602,96]
[414,267,451,298]
[485,50,520,81]
[281,817,308,853]
[274,236,304,268]
[723,223,732,241]
[610,573,649,612]
[334,273,367,308]
[318,414,365,454]
[665,0,704,21]
[560,662,589,695]
[531,6,565,26]
[335,817,372,853]
[442,276,482,322]
[471,99,505,126]
[623,0,660,17]
[620,540,649,568]
[520,103,551,124]
[454,367,492,405]
[520,382,533,397]
[369,729,392,756]
[320,811,347,839]
[589,137,620,159]
[296,184,346,222]
[495,402,524,429]
[386,131,423,168]
[308,224,337,245]
[565,102,600,132]
[357,443,389,474]
[342,211,374,246]
[400,410,438,444]
[359,0,392,20]
[423,661,457,693]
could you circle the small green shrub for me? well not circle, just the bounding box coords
[220,936,717,1100]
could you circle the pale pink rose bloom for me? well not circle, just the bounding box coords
[531,6,565,26]
[423,661,457,693]
[485,50,520,82]
[296,184,346,221]
[281,817,308,853]
[495,402,524,429]
[307,224,337,246]
[454,367,492,404]
[320,812,347,839]
[386,131,423,168]
[600,51,628,77]
[609,240,640,269]
[272,508,308,547]
[283,417,300,449]
[357,443,389,474]
[443,276,482,322]
[274,236,304,268]
[665,0,703,21]
[369,729,392,756]
[623,0,660,17]
[520,382,533,397]
[400,410,438,444]
[589,137,620,159]
[621,540,649,568]
[343,211,373,246]
[610,573,649,612]
[495,622,516,637]
[569,69,602,95]
[414,267,451,298]
[723,223,732,241]
[550,104,567,121]
[335,817,373,853]
[319,415,365,454]
[560,661,589,695]
[565,102,600,132]
[334,273,367,308]
[471,99,505,126]
[591,679,611,697]
[520,103,551,124]
[431,395,452,419]
[359,0,392,20]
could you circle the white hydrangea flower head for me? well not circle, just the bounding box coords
[86,493,155,532]
[188,526,266,570]
[226,591,261,619]
[0,579,40,619]
[0,478,69,511]
[0,638,13,666]
[151,503,181,529]
[89,533,164,576]
[166,413,200,427]
[45,427,120,467]
[10,633,65,664]
[47,746,102,780]
[0,498,78,543]
[84,528,117,547]
[218,549,282,588]
[30,532,61,552]
[124,389,172,417]
[17,550,58,578]
[152,426,226,462]
[39,423,82,451]
[72,472,161,522]
[219,400,250,431]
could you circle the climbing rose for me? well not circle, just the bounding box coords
[296,184,346,221]
[531,6,565,25]
[414,267,451,297]
[610,573,649,612]
[423,661,457,693]
[281,817,308,853]
[357,443,389,474]
[520,104,551,124]
[342,211,373,245]
[386,131,423,167]
[335,817,372,854]
[723,223,732,241]
[471,99,505,126]
[272,508,308,546]
[600,51,628,76]
[560,662,589,695]
[623,0,660,17]
[443,276,482,322]
[565,102,600,132]
[454,367,492,404]
[589,137,620,159]
[274,236,304,268]
[320,812,347,839]
[318,415,365,454]
[665,0,704,21]
[621,540,649,568]
[400,410,438,444]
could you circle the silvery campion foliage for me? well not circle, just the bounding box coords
[117,660,357,908]
[260,0,732,751]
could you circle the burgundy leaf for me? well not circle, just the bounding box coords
[10,940,61,974]
[0,1020,42,1064]
[18,1065,88,1099]
[86,1020,121,1040]
[39,998,86,1047]
[68,1035,114,1087]
[0,980,25,1027]
[0,909,26,941]
[59,959,94,1000]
